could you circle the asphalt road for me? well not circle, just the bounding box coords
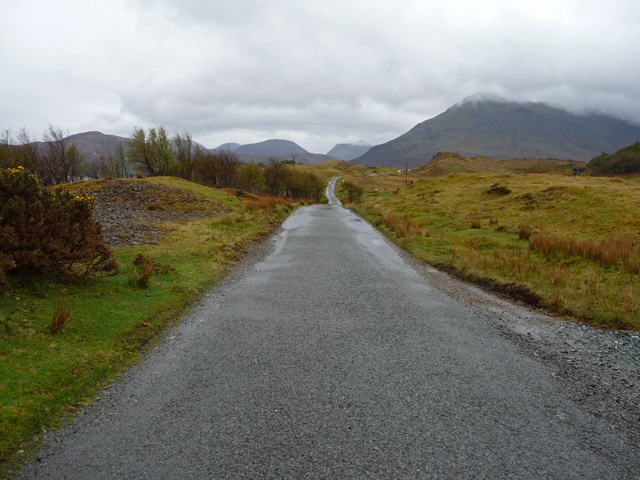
[17,178,639,479]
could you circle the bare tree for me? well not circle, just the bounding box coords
[0,129,12,168]
[194,147,222,186]
[85,153,103,179]
[218,149,239,187]
[15,129,41,174]
[173,131,196,180]
[40,125,85,185]
[0,128,41,172]
[97,142,129,178]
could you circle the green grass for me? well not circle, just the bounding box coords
[0,178,292,477]
[353,172,640,330]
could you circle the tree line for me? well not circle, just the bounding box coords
[0,125,85,186]
[0,125,324,201]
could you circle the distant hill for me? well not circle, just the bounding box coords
[59,131,209,158]
[212,142,240,152]
[234,139,308,155]
[209,138,332,164]
[234,152,335,165]
[588,142,640,175]
[413,152,583,177]
[32,131,129,158]
[326,143,371,161]
[353,97,640,167]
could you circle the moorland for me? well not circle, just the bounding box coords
[1,139,639,476]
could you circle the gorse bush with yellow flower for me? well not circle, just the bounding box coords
[0,166,118,286]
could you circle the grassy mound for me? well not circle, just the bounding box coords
[588,142,640,175]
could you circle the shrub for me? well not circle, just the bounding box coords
[129,253,176,288]
[133,253,176,274]
[588,142,640,175]
[129,256,155,288]
[340,181,363,203]
[0,167,118,288]
[518,225,533,240]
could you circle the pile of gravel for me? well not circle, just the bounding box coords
[85,179,232,246]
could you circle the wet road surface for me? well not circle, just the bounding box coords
[16,179,640,479]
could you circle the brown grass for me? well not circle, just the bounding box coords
[49,304,70,333]
[351,172,640,329]
[383,213,416,237]
[244,195,293,213]
[128,256,156,288]
[529,234,640,274]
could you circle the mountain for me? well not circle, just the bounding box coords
[326,143,371,161]
[234,139,308,155]
[233,152,335,165]
[210,138,332,164]
[212,142,240,152]
[52,131,128,157]
[353,97,640,167]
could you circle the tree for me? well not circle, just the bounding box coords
[173,131,196,180]
[1,128,49,181]
[0,129,11,169]
[15,129,41,174]
[96,142,129,178]
[85,154,102,179]
[127,126,153,175]
[341,180,363,202]
[217,149,239,187]
[127,126,175,176]
[194,148,222,186]
[263,158,289,195]
[148,126,174,176]
[287,171,324,200]
[240,161,264,192]
[40,125,85,185]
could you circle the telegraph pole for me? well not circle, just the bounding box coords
[405,163,409,186]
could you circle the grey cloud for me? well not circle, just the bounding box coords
[1,0,639,152]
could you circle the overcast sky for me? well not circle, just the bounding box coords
[1,0,639,153]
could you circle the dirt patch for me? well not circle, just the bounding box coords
[434,263,544,308]
[77,179,232,246]
[491,282,544,307]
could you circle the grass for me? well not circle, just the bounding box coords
[4,162,637,474]
[0,178,293,477]
[352,172,640,330]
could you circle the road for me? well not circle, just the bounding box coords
[17,178,639,479]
